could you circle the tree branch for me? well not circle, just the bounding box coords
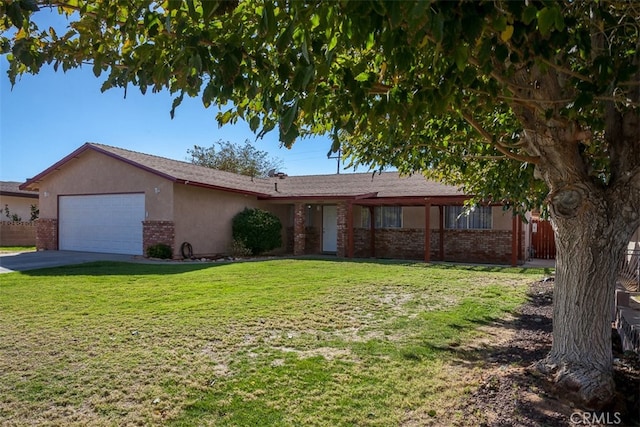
[460,111,540,164]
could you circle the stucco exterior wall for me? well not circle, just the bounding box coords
[36,150,174,221]
[173,184,257,256]
[492,207,514,231]
[0,194,37,222]
[173,184,290,257]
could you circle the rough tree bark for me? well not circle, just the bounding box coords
[539,188,626,408]
[521,91,640,408]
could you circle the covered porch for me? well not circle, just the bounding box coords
[283,196,526,266]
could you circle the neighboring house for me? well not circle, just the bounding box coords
[0,181,39,246]
[20,143,529,265]
[0,181,38,221]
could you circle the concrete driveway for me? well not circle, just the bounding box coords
[0,250,146,273]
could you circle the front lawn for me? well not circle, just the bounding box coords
[0,246,36,253]
[0,259,545,426]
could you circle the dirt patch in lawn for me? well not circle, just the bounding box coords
[459,280,640,427]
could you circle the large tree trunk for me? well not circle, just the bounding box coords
[514,61,640,408]
[537,197,627,408]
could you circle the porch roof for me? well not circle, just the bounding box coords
[264,172,465,201]
[1,181,38,198]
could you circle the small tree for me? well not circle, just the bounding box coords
[232,208,282,255]
[4,204,21,222]
[29,204,39,221]
[188,139,283,178]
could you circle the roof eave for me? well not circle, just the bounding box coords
[19,143,180,191]
[177,180,271,198]
[0,190,39,198]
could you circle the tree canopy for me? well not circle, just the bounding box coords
[2,0,640,407]
[2,1,638,212]
[188,139,283,177]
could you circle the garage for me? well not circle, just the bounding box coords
[59,194,145,255]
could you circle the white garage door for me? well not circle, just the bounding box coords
[59,194,145,255]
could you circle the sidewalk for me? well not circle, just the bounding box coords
[523,258,556,269]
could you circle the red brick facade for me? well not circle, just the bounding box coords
[336,202,348,257]
[351,227,523,264]
[143,220,175,257]
[36,218,58,250]
[293,203,306,255]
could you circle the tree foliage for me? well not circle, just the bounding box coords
[3,0,640,407]
[2,1,638,212]
[188,139,283,177]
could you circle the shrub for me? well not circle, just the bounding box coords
[228,238,253,257]
[232,208,282,255]
[147,243,173,259]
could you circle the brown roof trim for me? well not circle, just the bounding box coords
[19,143,179,190]
[20,143,273,198]
[259,195,360,201]
[354,195,472,206]
[0,190,39,199]
[89,144,179,183]
[176,179,270,198]
[354,192,378,200]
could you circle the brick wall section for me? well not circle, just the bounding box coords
[143,220,175,257]
[285,226,294,253]
[305,226,321,254]
[336,202,348,257]
[36,218,58,250]
[353,228,438,260]
[0,221,37,246]
[443,229,513,264]
[293,203,306,255]
[352,228,516,264]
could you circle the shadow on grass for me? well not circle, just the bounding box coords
[18,261,219,277]
[12,255,554,278]
[426,283,639,427]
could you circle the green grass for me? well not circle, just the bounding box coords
[0,259,545,426]
[0,245,35,253]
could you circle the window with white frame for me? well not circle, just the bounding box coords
[361,206,402,228]
[445,206,492,230]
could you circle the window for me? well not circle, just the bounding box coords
[361,206,402,228]
[445,206,492,230]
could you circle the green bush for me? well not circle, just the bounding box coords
[232,208,282,255]
[147,243,173,259]
[229,238,253,257]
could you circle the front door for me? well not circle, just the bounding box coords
[322,205,338,253]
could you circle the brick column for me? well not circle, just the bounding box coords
[293,203,306,256]
[143,220,176,257]
[36,218,58,250]
[336,202,349,258]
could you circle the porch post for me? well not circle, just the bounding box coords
[424,201,431,263]
[347,201,354,258]
[511,214,518,267]
[293,202,306,256]
[439,205,445,261]
[369,206,375,258]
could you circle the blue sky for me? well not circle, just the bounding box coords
[0,9,346,183]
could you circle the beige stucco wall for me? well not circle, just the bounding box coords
[173,184,290,256]
[492,207,514,231]
[0,194,37,222]
[36,150,174,221]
